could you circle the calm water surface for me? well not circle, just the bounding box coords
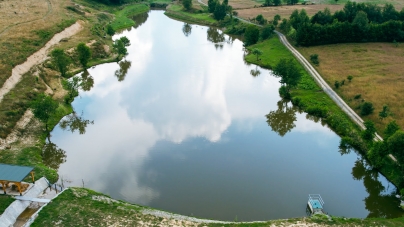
[49,11,403,221]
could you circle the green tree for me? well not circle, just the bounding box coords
[208,0,217,13]
[353,11,369,32]
[361,102,374,116]
[31,94,59,132]
[114,60,132,82]
[387,130,404,163]
[244,25,260,46]
[347,75,353,82]
[252,48,263,61]
[273,58,302,91]
[106,25,115,36]
[182,0,192,10]
[362,120,376,142]
[273,0,281,6]
[51,49,71,77]
[42,141,66,170]
[368,141,388,169]
[260,24,274,40]
[213,2,226,20]
[76,43,91,69]
[62,76,82,103]
[384,120,400,139]
[264,0,273,6]
[379,105,389,120]
[113,36,130,59]
[256,14,266,25]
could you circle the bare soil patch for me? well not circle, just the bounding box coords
[297,42,404,134]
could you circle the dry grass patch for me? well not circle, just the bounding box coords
[297,42,404,134]
[235,4,343,21]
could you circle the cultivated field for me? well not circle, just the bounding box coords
[297,43,404,134]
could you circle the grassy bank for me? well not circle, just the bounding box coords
[110,4,150,30]
[165,4,218,26]
[0,195,15,215]
[31,187,404,226]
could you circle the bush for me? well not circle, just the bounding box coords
[334,80,340,89]
[310,54,319,65]
[279,85,291,99]
[347,75,353,82]
[354,94,361,99]
[260,24,275,40]
[361,102,374,116]
[306,106,328,118]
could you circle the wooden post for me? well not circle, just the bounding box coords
[30,171,35,184]
[15,182,22,196]
[0,181,7,194]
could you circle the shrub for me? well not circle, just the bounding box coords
[361,102,374,116]
[278,85,291,99]
[306,106,328,118]
[354,94,361,99]
[347,75,353,82]
[310,54,319,65]
[334,80,340,89]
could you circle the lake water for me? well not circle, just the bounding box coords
[49,11,403,221]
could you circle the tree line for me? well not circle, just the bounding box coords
[281,2,404,46]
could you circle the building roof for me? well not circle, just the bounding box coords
[0,164,34,182]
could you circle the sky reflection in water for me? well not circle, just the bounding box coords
[50,11,402,221]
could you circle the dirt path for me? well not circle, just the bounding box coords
[0,21,83,104]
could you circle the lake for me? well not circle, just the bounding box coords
[49,10,403,221]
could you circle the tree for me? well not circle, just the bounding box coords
[182,0,192,11]
[264,0,273,6]
[362,120,376,141]
[273,0,281,6]
[368,141,388,169]
[353,11,369,33]
[208,0,217,13]
[252,48,263,61]
[113,36,130,59]
[244,25,260,46]
[272,58,302,91]
[260,24,274,40]
[62,76,82,103]
[31,94,59,132]
[106,25,115,36]
[387,130,404,163]
[256,14,266,25]
[347,75,353,82]
[77,43,91,69]
[384,120,400,139]
[51,49,71,77]
[213,2,226,20]
[361,102,374,116]
[378,105,389,120]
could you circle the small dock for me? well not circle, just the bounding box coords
[308,194,324,215]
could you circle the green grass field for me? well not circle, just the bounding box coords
[165,4,217,25]
[0,196,15,215]
[110,4,150,30]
